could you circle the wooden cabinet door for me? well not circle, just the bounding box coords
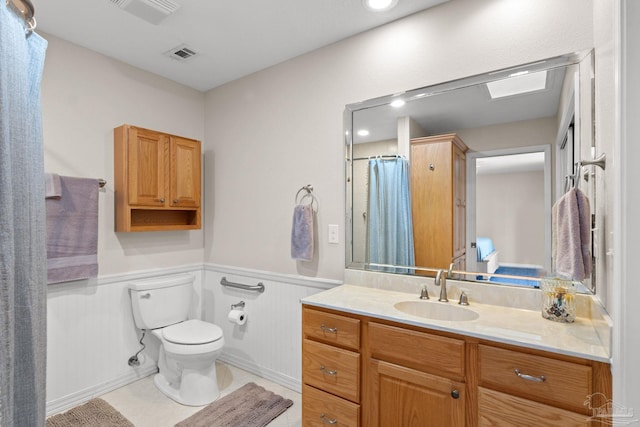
[411,140,453,270]
[127,127,167,207]
[368,359,465,427]
[169,136,201,208]
[453,146,466,259]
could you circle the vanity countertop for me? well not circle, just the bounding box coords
[301,284,611,363]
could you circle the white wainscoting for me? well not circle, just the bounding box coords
[45,263,339,416]
[202,264,340,393]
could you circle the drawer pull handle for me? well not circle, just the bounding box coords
[451,389,460,399]
[320,365,338,376]
[320,324,338,333]
[320,413,338,425]
[514,369,546,383]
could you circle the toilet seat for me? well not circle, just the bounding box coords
[162,319,223,345]
[152,319,225,356]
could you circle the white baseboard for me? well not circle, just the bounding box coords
[46,365,157,417]
[218,353,301,394]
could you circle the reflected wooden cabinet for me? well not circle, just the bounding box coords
[114,125,201,232]
[411,133,468,272]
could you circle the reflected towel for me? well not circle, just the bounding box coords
[291,204,314,261]
[46,176,99,284]
[552,188,591,280]
[44,173,62,198]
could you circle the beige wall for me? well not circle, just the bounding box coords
[41,34,206,276]
[476,171,545,266]
[203,0,594,280]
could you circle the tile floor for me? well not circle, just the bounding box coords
[99,362,302,427]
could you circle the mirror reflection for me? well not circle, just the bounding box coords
[345,51,596,292]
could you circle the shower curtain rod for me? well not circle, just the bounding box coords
[7,0,36,31]
[351,154,406,161]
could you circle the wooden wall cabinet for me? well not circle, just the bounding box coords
[114,125,201,232]
[301,305,612,427]
[411,133,468,272]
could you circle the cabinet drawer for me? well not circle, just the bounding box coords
[368,322,465,379]
[303,384,360,427]
[303,339,360,403]
[478,387,590,427]
[303,307,360,351]
[479,344,592,413]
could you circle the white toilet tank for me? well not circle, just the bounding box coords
[128,273,194,330]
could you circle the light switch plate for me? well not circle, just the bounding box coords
[328,224,339,244]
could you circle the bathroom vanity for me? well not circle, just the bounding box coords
[301,285,611,427]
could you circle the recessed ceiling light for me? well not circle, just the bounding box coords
[390,99,406,108]
[357,129,370,136]
[363,0,399,12]
[486,70,548,99]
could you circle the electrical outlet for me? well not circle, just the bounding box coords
[328,224,339,244]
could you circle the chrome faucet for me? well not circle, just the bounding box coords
[435,269,448,302]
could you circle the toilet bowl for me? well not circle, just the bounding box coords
[128,274,225,406]
[152,319,224,406]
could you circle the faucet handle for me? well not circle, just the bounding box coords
[420,286,430,300]
[458,291,469,306]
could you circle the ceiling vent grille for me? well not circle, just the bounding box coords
[165,45,197,62]
[108,0,180,25]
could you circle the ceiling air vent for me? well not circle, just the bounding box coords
[108,0,180,25]
[165,44,197,62]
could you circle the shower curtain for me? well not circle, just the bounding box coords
[0,4,48,426]
[366,157,415,273]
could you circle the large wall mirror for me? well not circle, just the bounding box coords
[345,50,598,293]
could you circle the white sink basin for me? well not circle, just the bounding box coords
[394,300,480,322]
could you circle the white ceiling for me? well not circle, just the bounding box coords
[35,0,448,92]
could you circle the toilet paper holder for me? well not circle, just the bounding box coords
[231,301,245,310]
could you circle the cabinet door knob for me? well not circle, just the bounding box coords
[173,199,179,204]
[320,413,338,425]
[159,198,165,203]
[451,389,460,399]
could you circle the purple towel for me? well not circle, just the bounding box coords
[552,188,591,280]
[46,176,99,284]
[44,173,62,198]
[291,204,314,261]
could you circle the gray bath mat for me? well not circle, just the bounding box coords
[46,398,134,427]
[175,382,294,427]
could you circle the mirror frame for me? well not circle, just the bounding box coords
[344,50,595,290]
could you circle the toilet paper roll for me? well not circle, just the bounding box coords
[228,309,247,325]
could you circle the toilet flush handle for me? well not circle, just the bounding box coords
[140,293,151,299]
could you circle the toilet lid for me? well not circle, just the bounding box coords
[162,319,223,345]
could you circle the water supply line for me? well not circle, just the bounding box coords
[128,329,146,367]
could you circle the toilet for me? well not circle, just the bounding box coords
[128,273,224,406]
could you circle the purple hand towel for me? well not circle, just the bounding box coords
[46,176,99,284]
[291,204,314,261]
[552,188,591,280]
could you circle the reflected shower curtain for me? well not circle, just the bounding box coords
[0,5,48,427]
[366,158,415,273]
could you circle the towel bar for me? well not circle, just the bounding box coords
[220,277,265,293]
[579,153,606,170]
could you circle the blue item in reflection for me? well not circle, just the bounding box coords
[366,157,415,274]
[476,237,495,261]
